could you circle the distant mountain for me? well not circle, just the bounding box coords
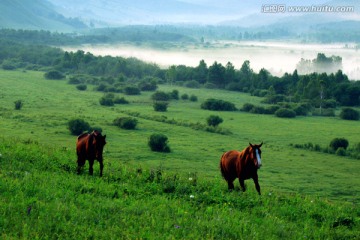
[46,0,260,26]
[0,0,87,31]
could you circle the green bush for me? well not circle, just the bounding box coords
[184,80,200,88]
[189,95,198,102]
[138,78,158,91]
[148,133,170,152]
[113,117,138,130]
[99,97,114,106]
[275,108,296,118]
[170,90,179,100]
[124,86,141,95]
[206,115,223,127]
[76,84,87,91]
[44,70,65,80]
[336,147,347,156]
[114,97,129,104]
[340,108,359,120]
[151,91,170,101]
[153,102,168,112]
[14,100,23,110]
[68,119,90,135]
[242,103,255,112]
[181,94,189,100]
[201,98,236,111]
[330,138,349,151]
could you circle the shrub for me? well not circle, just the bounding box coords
[242,103,255,112]
[169,90,179,100]
[181,94,189,100]
[124,86,141,95]
[336,147,347,156]
[250,106,266,114]
[340,108,359,120]
[225,82,243,92]
[153,102,168,112]
[275,108,296,118]
[68,119,90,135]
[206,115,223,127]
[114,97,129,104]
[294,104,310,116]
[330,138,349,151]
[184,80,200,88]
[14,100,23,110]
[265,105,280,114]
[312,108,335,117]
[201,98,237,111]
[76,84,87,91]
[148,133,170,152]
[138,78,158,91]
[99,97,114,106]
[44,70,65,80]
[151,91,170,101]
[113,117,138,130]
[189,95,198,102]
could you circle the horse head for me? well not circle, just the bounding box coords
[249,142,263,169]
[91,131,106,160]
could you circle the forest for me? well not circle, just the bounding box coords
[1,30,360,111]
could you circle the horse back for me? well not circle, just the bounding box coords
[76,133,91,155]
[220,150,242,179]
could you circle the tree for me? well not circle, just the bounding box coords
[194,60,208,84]
[208,61,226,88]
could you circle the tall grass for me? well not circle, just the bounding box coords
[0,138,359,239]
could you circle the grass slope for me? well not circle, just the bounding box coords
[0,69,359,238]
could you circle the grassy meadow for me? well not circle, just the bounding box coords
[1,69,359,239]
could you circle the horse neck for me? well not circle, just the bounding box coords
[243,146,255,166]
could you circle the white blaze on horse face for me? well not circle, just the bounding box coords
[256,149,262,167]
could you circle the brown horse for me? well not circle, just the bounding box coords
[76,130,106,177]
[220,142,263,195]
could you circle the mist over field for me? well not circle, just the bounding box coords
[64,41,360,80]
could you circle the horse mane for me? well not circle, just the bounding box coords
[77,132,89,140]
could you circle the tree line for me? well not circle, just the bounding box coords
[1,35,359,108]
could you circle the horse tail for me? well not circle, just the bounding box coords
[220,152,227,179]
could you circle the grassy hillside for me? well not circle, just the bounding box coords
[0,69,359,238]
[0,0,85,31]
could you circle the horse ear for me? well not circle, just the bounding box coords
[103,135,106,139]
[259,142,263,147]
[249,143,253,147]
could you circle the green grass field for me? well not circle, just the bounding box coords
[1,69,359,239]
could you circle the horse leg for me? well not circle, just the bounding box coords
[89,159,94,175]
[253,174,261,195]
[99,160,104,177]
[239,179,246,192]
[77,157,85,175]
[227,180,235,191]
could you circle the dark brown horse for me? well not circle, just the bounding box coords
[76,130,106,176]
[220,142,263,195]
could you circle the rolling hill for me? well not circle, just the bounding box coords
[0,0,87,31]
